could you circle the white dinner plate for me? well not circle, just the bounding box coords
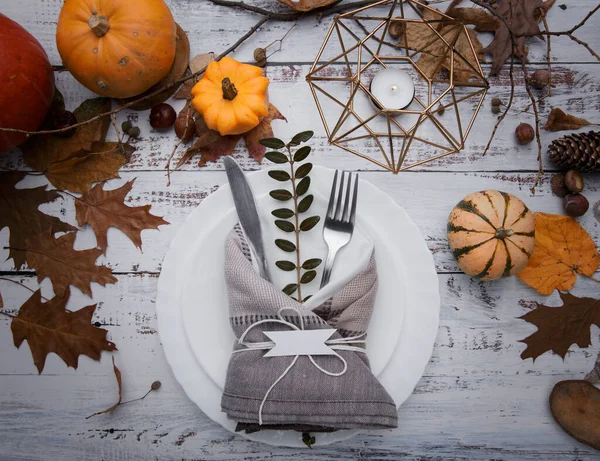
[156,165,440,447]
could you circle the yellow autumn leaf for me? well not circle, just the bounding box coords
[518,213,600,295]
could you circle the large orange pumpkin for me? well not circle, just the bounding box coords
[56,0,177,99]
[447,190,536,281]
[0,14,55,153]
[191,57,269,136]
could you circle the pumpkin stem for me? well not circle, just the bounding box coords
[88,12,110,38]
[221,78,238,101]
[495,227,515,239]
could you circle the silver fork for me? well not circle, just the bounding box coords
[320,170,359,289]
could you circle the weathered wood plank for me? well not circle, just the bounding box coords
[1,63,598,173]
[2,0,600,66]
[0,170,597,275]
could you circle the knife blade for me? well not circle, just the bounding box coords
[223,156,271,281]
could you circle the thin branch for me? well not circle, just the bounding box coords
[287,146,303,302]
[540,8,552,97]
[111,114,122,145]
[165,103,193,186]
[0,17,269,137]
[0,277,48,300]
[0,311,16,318]
[520,59,543,192]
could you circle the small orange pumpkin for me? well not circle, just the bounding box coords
[447,190,535,281]
[191,57,269,136]
[56,0,177,99]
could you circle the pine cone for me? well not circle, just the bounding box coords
[548,130,600,172]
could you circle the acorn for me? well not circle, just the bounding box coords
[253,48,267,68]
[564,193,589,217]
[530,70,550,90]
[492,105,501,114]
[551,173,568,198]
[491,97,502,106]
[515,123,535,145]
[149,103,176,130]
[174,112,196,141]
[565,170,584,193]
[388,21,405,39]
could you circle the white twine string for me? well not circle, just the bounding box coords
[233,306,366,425]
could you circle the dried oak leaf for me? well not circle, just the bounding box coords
[0,172,76,269]
[398,2,490,82]
[519,292,600,360]
[75,179,168,253]
[87,356,122,418]
[550,380,600,451]
[483,0,556,76]
[544,108,593,132]
[243,103,287,162]
[11,289,117,373]
[277,0,338,12]
[518,213,599,295]
[21,97,111,172]
[25,230,117,298]
[174,54,215,100]
[44,142,133,194]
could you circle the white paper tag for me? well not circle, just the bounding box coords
[262,329,337,357]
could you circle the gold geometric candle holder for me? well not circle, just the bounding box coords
[306,0,489,173]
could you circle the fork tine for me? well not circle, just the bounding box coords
[334,171,346,221]
[342,171,353,222]
[349,173,359,226]
[326,170,339,219]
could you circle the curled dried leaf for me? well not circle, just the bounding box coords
[544,108,593,132]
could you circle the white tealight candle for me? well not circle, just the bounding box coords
[369,68,415,110]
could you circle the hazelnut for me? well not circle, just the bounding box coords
[565,170,584,193]
[530,70,550,90]
[174,113,196,141]
[437,104,445,116]
[515,123,534,145]
[491,97,502,106]
[564,193,589,217]
[388,21,405,39]
[551,173,568,197]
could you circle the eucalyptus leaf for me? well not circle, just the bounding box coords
[270,189,292,201]
[294,146,311,162]
[272,208,294,219]
[300,270,317,284]
[275,220,295,232]
[295,162,313,179]
[268,170,291,182]
[259,138,286,149]
[296,177,310,196]
[288,131,314,146]
[283,283,298,295]
[303,295,312,302]
[300,216,320,231]
[297,194,314,213]
[275,239,296,252]
[276,260,296,271]
[265,151,289,164]
[302,258,322,269]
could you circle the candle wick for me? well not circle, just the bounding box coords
[391,85,398,91]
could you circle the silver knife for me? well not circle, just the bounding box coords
[223,156,271,281]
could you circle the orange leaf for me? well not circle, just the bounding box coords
[25,230,117,298]
[75,179,168,253]
[518,213,600,295]
[11,289,117,373]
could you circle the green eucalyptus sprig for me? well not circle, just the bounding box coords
[260,131,322,303]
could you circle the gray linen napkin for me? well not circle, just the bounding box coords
[221,225,398,430]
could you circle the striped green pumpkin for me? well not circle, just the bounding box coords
[447,190,535,280]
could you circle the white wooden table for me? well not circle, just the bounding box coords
[1,1,600,459]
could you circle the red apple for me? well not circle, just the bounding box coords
[0,14,55,153]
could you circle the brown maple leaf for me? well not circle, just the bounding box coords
[11,289,117,373]
[544,108,594,132]
[21,97,112,172]
[45,142,133,194]
[519,291,600,361]
[0,172,76,269]
[483,0,556,76]
[25,230,117,298]
[75,179,168,253]
[243,104,287,162]
[518,213,599,295]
